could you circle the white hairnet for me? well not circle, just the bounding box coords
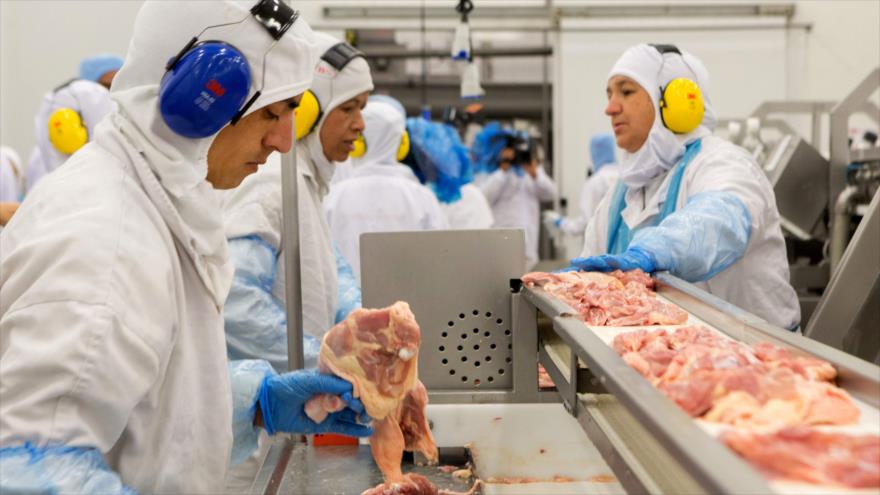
[355,100,406,167]
[608,43,715,188]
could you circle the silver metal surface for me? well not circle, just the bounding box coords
[521,286,773,494]
[252,441,473,495]
[361,230,536,403]
[807,189,880,365]
[280,136,304,371]
[765,134,830,238]
[654,272,880,407]
[750,100,836,146]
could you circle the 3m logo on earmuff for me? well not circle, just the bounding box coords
[651,43,705,134]
[206,80,227,97]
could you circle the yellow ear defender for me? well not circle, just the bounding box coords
[48,108,88,155]
[659,78,704,134]
[294,90,321,141]
[346,130,410,161]
[651,44,705,135]
[396,130,410,161]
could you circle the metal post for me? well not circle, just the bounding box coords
[281,136,304,371]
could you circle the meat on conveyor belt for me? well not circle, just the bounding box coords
[303,302,444,494]
[722,427,880,488]
[521,269,688,326]
[612,326,860,428]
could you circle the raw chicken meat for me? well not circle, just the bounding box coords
[304,302,442,493]
[521,269,687,326]
[612,326,860,428]
[362,476,482,495]
[722,427,880,488]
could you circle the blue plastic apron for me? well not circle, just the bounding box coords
[606,139,702,254]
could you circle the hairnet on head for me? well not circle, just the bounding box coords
[78,54,124,82]
[589,133,616,171]
[471,121,511,175]
[357,100,406,166]
[369,94,406,119]
[406,117,472,203]
[308,32,374,132]
[607,43,715,188]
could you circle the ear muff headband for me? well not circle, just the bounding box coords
[47,79,88,155]
[158,0,299,139]
[294,42,367,140]
[651,43,705,134]
[347,130,410,161]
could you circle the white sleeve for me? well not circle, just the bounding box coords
[578,186,615,257]
[478,169,511,205]
[531,166,557,202]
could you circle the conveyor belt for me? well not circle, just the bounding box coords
[523,271,880,495]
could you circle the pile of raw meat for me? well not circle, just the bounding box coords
[521,269,688,326]
[722,428,880,488]
[612,325,858,428]
[613,325,879,488]
[304,302,478,495]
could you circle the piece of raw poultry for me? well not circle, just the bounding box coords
[0,1,878,494]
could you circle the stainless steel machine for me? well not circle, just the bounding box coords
[250,229,880,495]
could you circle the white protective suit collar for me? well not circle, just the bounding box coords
[35,80,114,174]
[609,43,717,189]
[353,100,406,168]
[304,32,374,193]
[105,0,317,303]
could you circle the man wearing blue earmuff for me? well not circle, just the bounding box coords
[0,2,373,493]
[567,43,799,331]
[223,31,374,374]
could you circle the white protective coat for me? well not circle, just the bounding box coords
[581,136,800,329]
[480,166,557,269]
[559,165,619,236]
[442,183,494,229]
[223,31,374,344]
[26,80,114,193]
[324,101,449,282]
[0,2,317,493]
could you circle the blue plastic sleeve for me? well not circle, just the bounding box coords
[228,359,276,466]
[0,443,136,494]
[334,243,361,324]
[630,190,752,282]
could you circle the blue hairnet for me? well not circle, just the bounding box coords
[406,117,473,203]
[78,54,124,82]
[590,133,617,172]
[470,121,512,175]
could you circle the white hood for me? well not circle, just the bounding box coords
[353,100,405,168]
[34,80,114,174]
[101,0,317,303]
[609,43,717,188]
[301,31,374,195]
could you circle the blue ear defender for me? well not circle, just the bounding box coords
[159,40,252,138]
[157,0,299,139]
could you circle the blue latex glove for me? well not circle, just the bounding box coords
[257,369,373,437]
[568,246,657,273]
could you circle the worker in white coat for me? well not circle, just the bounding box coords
[25,79,114,193]
[476,124,557,269]
[406,116,493,229]
[223,32,374,372]
[570,43,800,330]
[325,99,449,282]
[0,3,372,493]
[544,133,619,238]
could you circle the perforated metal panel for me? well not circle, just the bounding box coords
[360,229,525,391]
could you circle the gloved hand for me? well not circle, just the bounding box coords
[258,369,373,437]
[568,246,657,273]
[542,210,562,233]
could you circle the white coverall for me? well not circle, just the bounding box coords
[324,101,449,282]
[26,80,114,193]
[558,165,619,236]
[222,31,374,371]
[480,166,557,269]
[442,182,494,229]
[0,2,317,492]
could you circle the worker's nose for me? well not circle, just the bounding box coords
[605,97,622,117]
[266,112,294,153]
[352,109,365,133]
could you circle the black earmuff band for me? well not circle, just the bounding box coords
[650,44,681,56]
[321,42,366,71]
